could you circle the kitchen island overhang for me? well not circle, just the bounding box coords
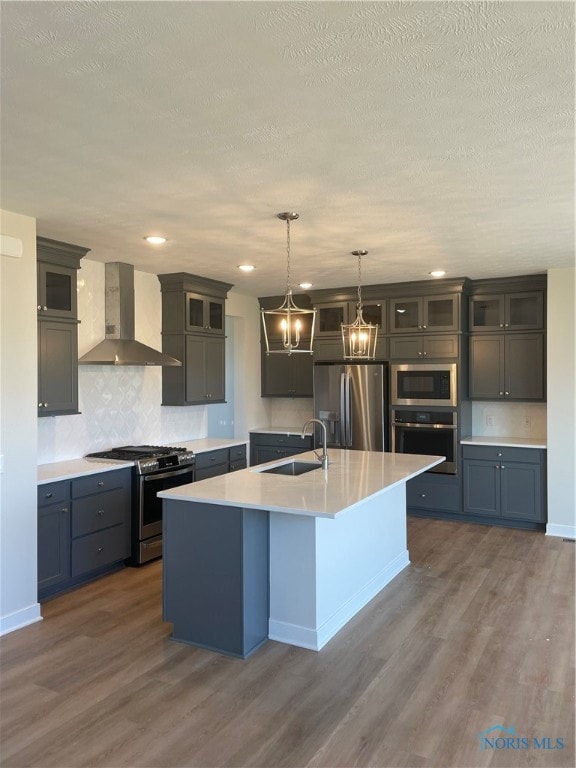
[159,449,444,657]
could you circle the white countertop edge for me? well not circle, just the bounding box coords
[461,436,547,449]
[175,437,248,452]
[249,427,305,436]
[38,459,134,484]
[159,453,445,519]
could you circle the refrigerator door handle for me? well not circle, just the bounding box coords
[340,372,347,447]
[344,372,352,447]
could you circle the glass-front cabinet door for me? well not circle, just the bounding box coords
[470,295,505,330]
[423,295,459,332]
[37,263,77,319]
[185,293,225,334]
[505,293,543,330]
[389,298,421,333]
[316,302,349,335]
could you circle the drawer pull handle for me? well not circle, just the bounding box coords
[497,452,503,457]
[420,493,426,498]
[97,509,104,516]
[61,507,68,513]
[97,547,104,553]
[501,465,505,470]
[45,492,53,499]
[97,481,104,487]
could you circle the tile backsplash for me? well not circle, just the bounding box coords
[267,398,314,430]
[471,401,546,438]
[38,261,208,464]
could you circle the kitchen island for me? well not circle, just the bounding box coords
[159,449,443,657]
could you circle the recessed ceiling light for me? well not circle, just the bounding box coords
[299,282,313,290]
[430,270,446,278]
[144,236,167,245]
[238,264,255,272]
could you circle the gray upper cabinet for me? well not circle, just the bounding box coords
[38,321,79,415]
[261,343,313,397]
[470,291,544,331]
[37,237,89,417]
[314,300,386,336]
[158,273,232,406]
[389,334,459,361]
[389,294,460,334]
[469,333,545,400]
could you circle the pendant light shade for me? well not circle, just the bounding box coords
[342,250,378,359]
[261,213,316,355]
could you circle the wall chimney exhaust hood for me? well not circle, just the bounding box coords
[79,262,181,366]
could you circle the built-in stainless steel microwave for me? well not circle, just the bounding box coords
[390,363,457,407]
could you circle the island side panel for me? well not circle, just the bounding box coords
[315,482,409,649]
[268,483,409,652]
[163,499,269,658]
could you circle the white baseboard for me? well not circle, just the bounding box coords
[546,523,576,539]
[269,550,410,651]
[0,603,42,636]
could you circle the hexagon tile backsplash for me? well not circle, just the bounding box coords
[37,261,208,464]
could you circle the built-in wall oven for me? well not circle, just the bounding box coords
[391,363,457,407]
[85,445,195,564]
[391,410,458,474]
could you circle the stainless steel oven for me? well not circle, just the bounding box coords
[85,445,195,565]
[391,410,458,474]
[391,363,457,407]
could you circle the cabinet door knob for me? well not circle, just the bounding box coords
[61,507,68,513]
[420,493,426,498]
[422,352,427,357]
[501,465,505,470]
[497,452,502,457]
[418,351,423,357]
[37,305,42,311]
[97,509,104,516]
[499,392,504,396]
[422,325,427,329]
[97,481,104,487]
[495,464,500,469]
[505,391,510,396]
[500,323,504,328]
[43,402,48,408]
[97,547,104,553]
[504,323,509,328]
[45,492,53,499]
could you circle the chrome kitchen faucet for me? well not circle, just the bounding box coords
[301,418,329,470]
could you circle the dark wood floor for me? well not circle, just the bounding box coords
[1,518,574,768]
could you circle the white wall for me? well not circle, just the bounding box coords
[546,268,576,537]
[0,209,41,634]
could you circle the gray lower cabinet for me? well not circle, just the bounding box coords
[163,500,269,658]
[462,445,546,526]
[37,468,131,600]
[250,432,314,466]
[38,483,71,594]
[195,445,248,481]
[37,320,79,416]
[469,333,545,400]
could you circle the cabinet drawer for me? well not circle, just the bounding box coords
[229,445,247,461]
[72,489,127,537]
[462,445,543,464]
[229,460,247,472]
[72,470,126,498]
[407,478,461,512]
[38,481,69,508]
[196,464,227,481]
[195,449,229,471]
[71,526,128,577]
[251,433,311,449]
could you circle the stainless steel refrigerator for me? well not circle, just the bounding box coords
[313,361,388,451]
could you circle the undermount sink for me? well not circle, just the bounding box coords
[258,460,323,476]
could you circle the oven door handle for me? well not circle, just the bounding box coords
[392,422,457,429]
[142,466,195,482]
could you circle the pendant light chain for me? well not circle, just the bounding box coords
[285,217,292,294]
[357,251,363,310]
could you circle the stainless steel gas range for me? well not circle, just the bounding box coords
[85,445,195,564]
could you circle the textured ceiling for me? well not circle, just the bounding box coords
[1,1,574,297]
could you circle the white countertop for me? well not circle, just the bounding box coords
[249,426,305,436]
[38,459,134,484]
[461,436,547,449]
[37,438,248,484]
[159,449,444,519]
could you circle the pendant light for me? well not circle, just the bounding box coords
[261,212,316,355]
[341,249,378,359]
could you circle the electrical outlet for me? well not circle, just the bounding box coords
[485,415,494,427]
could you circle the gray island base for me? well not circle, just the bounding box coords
[160,449,443,658]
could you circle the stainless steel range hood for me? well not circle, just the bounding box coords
[79,262,181,366]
